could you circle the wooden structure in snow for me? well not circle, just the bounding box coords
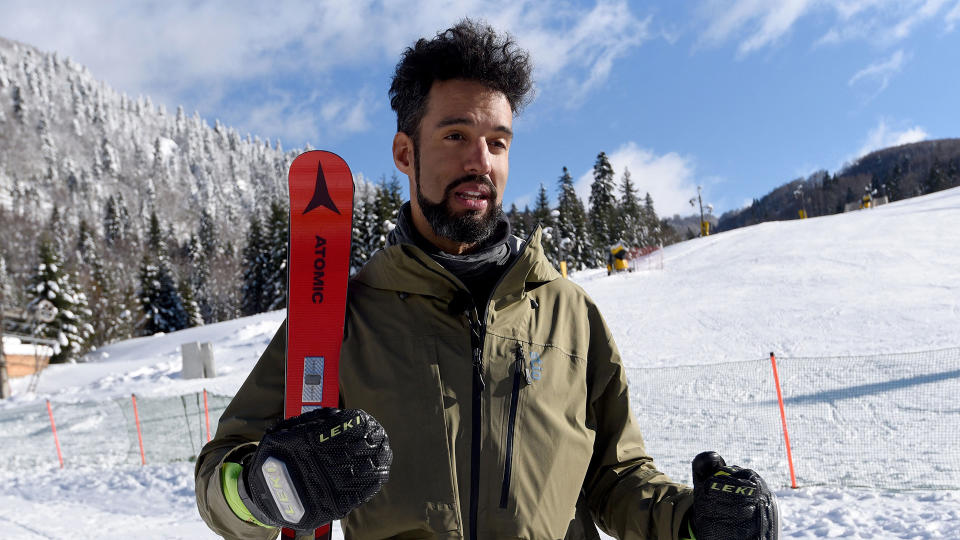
[1,303,59,398]
[2,335,55,378]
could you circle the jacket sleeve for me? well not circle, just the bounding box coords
[194,320,288,540]
[582,304,694,540]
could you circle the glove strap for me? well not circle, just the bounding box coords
[221,461,270,528]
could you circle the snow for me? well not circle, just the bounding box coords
[2,187,959,538]
[582,187,960,366]
[1,336,54,357]
[157,137,179,160]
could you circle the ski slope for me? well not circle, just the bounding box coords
[1,187,959,539]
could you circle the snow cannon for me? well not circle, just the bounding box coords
[606,243,629,275]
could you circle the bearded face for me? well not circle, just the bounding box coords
[415,160,503,244]
[392,79,513,254]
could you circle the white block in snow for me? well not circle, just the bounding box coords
[181,342,215,379]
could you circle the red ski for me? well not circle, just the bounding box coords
[285,150,354,539]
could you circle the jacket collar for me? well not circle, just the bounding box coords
[386,202,516,288]
[354,226,560,305]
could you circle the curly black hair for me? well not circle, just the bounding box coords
[389,19,534,142]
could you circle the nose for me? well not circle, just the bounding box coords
[463,137,492,176]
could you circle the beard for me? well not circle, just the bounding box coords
[414,146,503,245]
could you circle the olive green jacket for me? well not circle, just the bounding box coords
[195,227,692,539]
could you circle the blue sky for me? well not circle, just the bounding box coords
[2,0,959,217]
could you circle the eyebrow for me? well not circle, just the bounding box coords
[436,117,513,136]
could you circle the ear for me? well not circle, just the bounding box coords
[392,132,414,177]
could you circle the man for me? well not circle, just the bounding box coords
[196,19,778,540]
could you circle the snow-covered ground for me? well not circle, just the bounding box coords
[1,187,958,538]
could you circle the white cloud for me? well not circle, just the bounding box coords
[574,142,701,218]
[509,2,653,103]
[850,118,928,163]
[319,94,375,136]
[696,0,816,53]
[889,0,951,39]
[0,0,653,145]
[831,0,885,20]
[848,49,908,97]
[697,0,958,54]
[739,0,812,53]
[220,85,376,148]
[947,1,960,31]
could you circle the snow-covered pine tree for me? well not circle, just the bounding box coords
[73,217,104,345]
[618,167,644,249]
[642,192,663,246]
[137,212,189,335]
[47,205,67,257]
[198,207,218,256]
[555,167,590,271]
[372,173,404,251]
[99,136,120,177]
[263,199,289,310]
[532,183,556,265]
[588,152,619,265]
[200,235,241,324]
[116,192,136,247]
[351,178,378,274]
[178,276,205,328]
[185,233,212,323]
[93,193,139,341]
[76,218,98,265]
[137,255,187,335]
[12,85,25,123]
[240,211,267,316]
[520,206,535,239]
[85,258,133,347]
[103,195,124,247]
[0,255,11,312]
[27,239,92,363]
[38,110,57,168]
[507,203,527,239]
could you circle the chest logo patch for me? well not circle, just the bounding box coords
[529,351,543,381]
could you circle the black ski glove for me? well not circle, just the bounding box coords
[236,407,392,532]
[685,451,779,540]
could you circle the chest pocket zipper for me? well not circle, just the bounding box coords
[500,342,533,509]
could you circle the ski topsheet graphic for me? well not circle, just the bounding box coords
[285,150,354,539]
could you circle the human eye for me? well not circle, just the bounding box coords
[444,132,465,141]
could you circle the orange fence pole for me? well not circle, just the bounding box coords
[202,388,212,443]
[770,352,798,488]
[131,393,146,466]
[46,399,64,468]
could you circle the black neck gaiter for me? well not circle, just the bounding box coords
[386,202,518,308]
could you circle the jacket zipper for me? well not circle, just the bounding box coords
[500,342,531,508]
[428,229,536,540]
[466,306,484,540]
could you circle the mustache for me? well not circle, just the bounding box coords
[444,175,497,200]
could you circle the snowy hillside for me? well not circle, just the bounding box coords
[0,35,295,244]
[1,187,959,538]
[583,185,960,366]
